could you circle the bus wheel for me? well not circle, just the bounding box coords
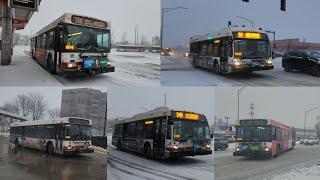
[117,140,122,150]
[144,144,152,159]
[214,62,220,74]
[15,139,19,147]
[46,142,54,155]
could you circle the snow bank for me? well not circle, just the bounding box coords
[267,164,320,180]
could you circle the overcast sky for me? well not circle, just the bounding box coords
[0,87,107,110]
[162,0,320,47]
[108,87,214,125]
[20,0,160,43]
[215,87,320,130]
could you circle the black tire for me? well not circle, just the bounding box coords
[221,145,226,151]
[15,139,19,147]
[310,65,320,76]
[214,61,220,74]
[117,140,122,150]
[144,144,152,159]
[47,55,55,74]
[47,142,54,155]
[284,64,292,72]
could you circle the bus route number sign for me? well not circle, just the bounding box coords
[71,16,107,28]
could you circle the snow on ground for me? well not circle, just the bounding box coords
[266,164,320,180]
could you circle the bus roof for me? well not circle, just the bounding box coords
[190,27,268,43]
[10,117,92,127]
[114,107,205,124]
[33,13,111,38]
[235,119,294,130]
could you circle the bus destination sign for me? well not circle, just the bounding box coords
[71,16,107,28]
[10,0,39,11]
[175,112,199,121]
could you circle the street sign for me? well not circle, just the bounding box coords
[8,0,39,11]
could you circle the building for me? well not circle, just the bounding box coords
[271,38,320,51]
[60,88,107,135]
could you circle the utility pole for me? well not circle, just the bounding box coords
[1,5,13,65]
[317,116,320,138]
[249,102,255,119]
[164,93,167,107]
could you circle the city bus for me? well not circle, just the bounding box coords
[116,45,146,52]
[161,47,172,56]
[9,117,94,156]
[190,27,273,74]
[233,119,295,159]
[31,13,115,76]
[112,107,212,159]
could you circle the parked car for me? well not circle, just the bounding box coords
[223,135,236,143]
[282,50,320,76]
[300,139,305,144]
[214,138,229,151]
[304,138,315,145]
[312,138,320,145]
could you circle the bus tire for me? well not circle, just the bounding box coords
[214,61,220,74]
[144,143,152,159]
[117,140,122,150]
[15,138,19,147]
[47,55,55,74]
[46,142,54,155]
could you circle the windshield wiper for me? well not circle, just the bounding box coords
[179,135,193,144]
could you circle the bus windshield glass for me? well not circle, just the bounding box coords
[234,39,271,59]
[236,125,271,142]
[173,119,210,142]
[64,24,110,52]
[65,124,92,140]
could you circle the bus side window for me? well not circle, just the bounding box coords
[271,126,276,140]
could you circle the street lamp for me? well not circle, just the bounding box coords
[164,93,167,107]
[161,7,188,49]
[236,16,254,28]
[237,87,245,121]
[304,107,318,139]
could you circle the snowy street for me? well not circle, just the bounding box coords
[161,55,320,86]
[107,135,214,180]
[0,46,160,87]
[214,143,320,180]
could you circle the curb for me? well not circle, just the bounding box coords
[92,145,107,153]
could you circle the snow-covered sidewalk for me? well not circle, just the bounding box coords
[266,164,320,180]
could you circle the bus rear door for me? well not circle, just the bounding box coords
[153,118,165,157]
[219,38,229,72]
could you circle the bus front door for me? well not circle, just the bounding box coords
[219,38,229,72]
[55,125,64,154]
[153,118,165,157]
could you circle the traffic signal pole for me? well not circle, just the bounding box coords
[1,4,13,65]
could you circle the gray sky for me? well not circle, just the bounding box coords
[162,0,320,47]
[20,0,160,43]
[0,87,107,110]
[108,87,214,125]
[215,87,320,129]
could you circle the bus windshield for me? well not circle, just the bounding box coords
[64,24,110,53]
[234,39,271,59]
[173,119,210,142]
[65,124,92,140]
[236,125,271,142]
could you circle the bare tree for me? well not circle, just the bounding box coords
[315,121,320,138]
[140,35,148,46]
[29,92,48,121]
[152,36,160,46]
[14,94,32,117]
[13,32,22,45]
[121,32,128,45]
[47,107,61,119]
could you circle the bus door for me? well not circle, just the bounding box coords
[55,24,64,71]
[153,117,165,157]
[219,38,229,72]
[55,124,64,153]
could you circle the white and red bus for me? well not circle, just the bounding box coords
[116,45,146,52]
[190,27,273,74]
[9,117,94,156]
[31,13,115,76]
[233,119,296,159]
[112,107,212,159]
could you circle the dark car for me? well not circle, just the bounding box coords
[214,138,229,151]
[282,50,320,76]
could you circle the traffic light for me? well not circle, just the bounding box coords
[281,0,286,11]
[228,21,232,28]
[242,0,249,2]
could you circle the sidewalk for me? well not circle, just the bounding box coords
[92,145,107,153]
[0,46,62,86]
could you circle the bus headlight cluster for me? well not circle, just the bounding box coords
[236,147,240,151]
[265,147,270,151]
[267,60,272,64]
[107,61,111,65]
[68,63,76,68]
[173,145,178,149]
[206,144,211,149]
[234,59,241,66]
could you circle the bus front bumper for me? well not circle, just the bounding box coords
[231,65,274,72]
[233,151,272,158]
[64,148,94,155]
[62,66,115,76]
[165,149,212,158]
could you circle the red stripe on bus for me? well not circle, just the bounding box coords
[165,147,193,151]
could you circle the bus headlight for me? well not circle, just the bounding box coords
[67,146,72,150]
[173,145,178,149]
[235,62,240,66]
[267,60,272,64]
[206,144,211,149]
[89,145,92,149]
[68,63,75,68]
[107,61,111,65]
[236,148,240,151]
[265,147,270,151]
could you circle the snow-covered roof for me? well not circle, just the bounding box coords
[33,13,111,38]
[0,110,30,122]
[190,27,268,43]
[10,117,92,127]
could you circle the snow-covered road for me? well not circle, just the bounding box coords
[0,47,160,87]
[161,55,320,86]
[215,143,320,180]
[107,135,214,180]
